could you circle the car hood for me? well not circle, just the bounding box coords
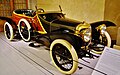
[52,18,81,27]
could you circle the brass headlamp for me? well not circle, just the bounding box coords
[75,22,91,42]
[96,24,106,34]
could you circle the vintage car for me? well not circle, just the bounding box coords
[1,6,115,74]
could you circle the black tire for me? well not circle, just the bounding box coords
[4,22,14,41]
[50,39,78,74]
[18,18,31,42]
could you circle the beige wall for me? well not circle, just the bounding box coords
[104,0,120,27]
[104,0,120,40]
[30,0,105,23]
[28,0,37,10]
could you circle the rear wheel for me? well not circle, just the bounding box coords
[4,22,14,41]
[50,39,78,74]
[18,18,31,42]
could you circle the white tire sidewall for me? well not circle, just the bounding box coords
[104,31,111,47]
[18,18,31,41]
[50,39,78,74]
[4,22,14,41]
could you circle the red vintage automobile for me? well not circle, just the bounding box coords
[0,6,116,74]
[5,8,47,41]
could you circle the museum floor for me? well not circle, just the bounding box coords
[0,32,99,75]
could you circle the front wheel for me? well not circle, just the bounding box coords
[50,39,78,74]
[91,31,111,54]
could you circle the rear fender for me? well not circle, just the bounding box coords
[91,21,115,40]
[0,16,17,28]
[50,33,83,51]
[90,21,116,28]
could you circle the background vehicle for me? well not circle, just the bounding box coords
[1,6,116,74]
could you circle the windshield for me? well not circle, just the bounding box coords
[38,13,64,22]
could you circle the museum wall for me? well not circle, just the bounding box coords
[104,0,120,40]
[104,0,120,27]
[0,20,5,32]
[35,0,105,23]
[28,0,37,10]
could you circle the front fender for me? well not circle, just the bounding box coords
[50,33,83,51]
[90,21,116,28]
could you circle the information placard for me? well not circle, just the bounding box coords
[92,47,120,75]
